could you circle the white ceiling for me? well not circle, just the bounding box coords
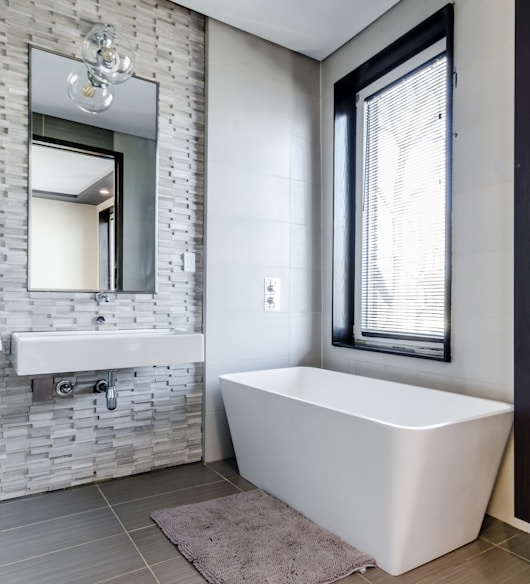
[171,0,401,61]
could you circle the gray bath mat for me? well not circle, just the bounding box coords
[151,489,376,584]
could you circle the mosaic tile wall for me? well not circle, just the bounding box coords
[0,0,205,499]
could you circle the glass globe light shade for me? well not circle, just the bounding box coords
[67,71,114,114]
[82,23,135,85]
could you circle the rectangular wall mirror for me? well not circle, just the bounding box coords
[29,47,158,293]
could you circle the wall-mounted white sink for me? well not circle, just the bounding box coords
[10,329,204,375]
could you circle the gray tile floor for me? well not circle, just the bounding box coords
[1,459,530,583]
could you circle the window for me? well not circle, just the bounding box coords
[333,5,453,361]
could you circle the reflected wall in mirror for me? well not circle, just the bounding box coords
[29,47,158,292]
[31,138,120,290]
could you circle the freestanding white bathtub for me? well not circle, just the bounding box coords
[219,367,513,576]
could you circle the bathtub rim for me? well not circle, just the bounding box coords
[219,366,513,431]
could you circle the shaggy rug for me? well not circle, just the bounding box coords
[151,489,376,584]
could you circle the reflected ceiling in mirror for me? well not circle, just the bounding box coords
[29,47,158,293]
[32,142,115,203]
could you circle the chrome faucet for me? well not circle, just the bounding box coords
[95,292,110,303]
[95,370,118,410]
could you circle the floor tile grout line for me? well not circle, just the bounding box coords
[357,541,528,583]
[0,504,110,534]
[147,556,178,569]
[457,541,498,561]
[479,533,519,547]
[127,523,158,534]
[146,554,206,576]
[0,471,238,573]
[5,466,530,583]
[104,478,227,508]
[203,462,238,476]
[0,532,127,569]
[353,571,371,583]
[95,483,162,584]
[488,540,530,565]
[223,476,248,492]
[93,464,220,491]
[0,485,100,506]
[204,462,252,490]
[205,466,244,490]
[90,567,154,584]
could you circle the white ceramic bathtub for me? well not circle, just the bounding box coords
[219,366,513,576]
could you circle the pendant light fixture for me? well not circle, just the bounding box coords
[67,23,135,114]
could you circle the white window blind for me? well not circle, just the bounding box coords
[357,54,448,347]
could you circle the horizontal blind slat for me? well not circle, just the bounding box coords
[360,54,448,340]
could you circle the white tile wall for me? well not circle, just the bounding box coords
[207,164,291,223]
[204,20,321,462]
[320,0,520,530]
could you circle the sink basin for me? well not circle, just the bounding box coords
[10,328,204,375]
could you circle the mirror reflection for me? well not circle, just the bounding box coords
[29,47,158,292]
[31,138,119,290]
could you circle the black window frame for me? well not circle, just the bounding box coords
[332,4,454,361]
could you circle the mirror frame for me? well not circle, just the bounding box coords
[28,45,159,294]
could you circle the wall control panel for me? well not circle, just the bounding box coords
[264,277,280,311]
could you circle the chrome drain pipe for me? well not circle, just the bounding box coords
[95,370,118,410]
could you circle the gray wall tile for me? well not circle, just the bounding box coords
[0,0,205,499]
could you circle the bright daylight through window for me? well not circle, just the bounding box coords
[332,5,453,361]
